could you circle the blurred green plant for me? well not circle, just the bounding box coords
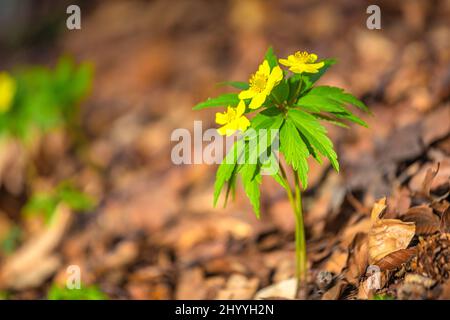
[23,181,96,223]
[373,294,395,300]
[0,57,92,142]
[47,283,107,300]
[0,291,10,300]
[0,225,22,255]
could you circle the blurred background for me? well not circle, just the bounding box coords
[0,0,448,300]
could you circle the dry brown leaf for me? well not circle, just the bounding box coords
[323,248,348,275]
[402,205,441,235]
[0,204,72,290]
[254,278,296,300]
[441,206,450,233]
[376,247,417,271]
[369,219,415,264]
[368,198,416,264]
[422,163,440,197]
[370,197,387,222]
[321,279,348,300]
[345,233,368,285]
[216,274,259,300]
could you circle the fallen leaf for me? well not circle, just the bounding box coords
[440,206,450,233]
[376,247,417,271]
[254,278,297,300]
[402,205,440,235]
[344,233,368,285]
[368,198,416,264]
[323,248,348,275]
[321,279,348,300]
[0,205,72,290]
[215,274,259,300]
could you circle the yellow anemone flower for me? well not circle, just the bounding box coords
[216,100,250,136]
[0,72,16,113]
[239,60,283,109]
[279,51,324,74]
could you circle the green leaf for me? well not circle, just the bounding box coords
[279,119,309,188]
[250,107,283,130]
[264,47,278,69]
[193,93,240,110]
[218,81,249,90]
[213,140,244,206]
[271,79,289,103]
[312,113,349,128]
[302,58,336,91]
[47,284,107,300]
[288,109,339,172]
[295,86,368,127]
[308,86,369,112]
[264,153,289,191]
[240,163,262,219]
[57,183,96,212]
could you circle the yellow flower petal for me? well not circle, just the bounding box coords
[239,89,256,100]
[249,92,266,109]
[236,100,246,116]
[215,112,228,125]
[278,58,291,67]
[0,72,16,113]
[237,116,250,131]
[258,60,271,76]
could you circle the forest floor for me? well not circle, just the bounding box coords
[0,0,449,299]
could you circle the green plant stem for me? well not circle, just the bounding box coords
[278,164,307,298]
[293,169,307,298]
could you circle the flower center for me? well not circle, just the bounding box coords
[294,51,315,63]
[249,72,268,93]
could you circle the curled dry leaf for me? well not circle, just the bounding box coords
[368,198,416,264]
[376,247,417,271]
[402,205,441,235]
[440,206,450,233]
[421,163,440,197]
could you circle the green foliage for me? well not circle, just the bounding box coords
[23,181,96,223]
[193,93,240,110]
[47,284,107,300]
[218,81,249,90]
[0,225,21,255]
[0,57,92,141]
[280,118,309,188]
[195,48,370,218]
[373,294,395,300]
[264,46,279,69]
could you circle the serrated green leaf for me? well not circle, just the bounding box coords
[263,153,289,190]
[271,79,289,103]
[312,113,349,128]
[302,59,336,92]
[240,163,261,219]
[279,119,309,188]
[250,107,283,130]
[264,47,278,69]
[218,81,249,90]
[308,86,369,112]
[213,139,244,206]
[295,86,368,127]
[288,109,339,172]
[193,93,240,110]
